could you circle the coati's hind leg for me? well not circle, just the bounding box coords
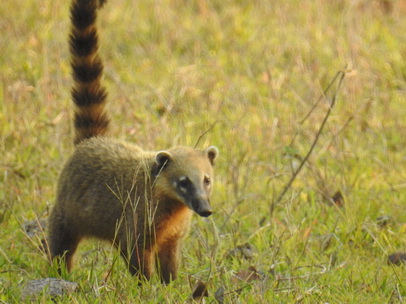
[48,214,80,273]
[157,238,181,283]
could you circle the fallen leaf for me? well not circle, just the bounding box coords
[233,266,263,282]
[192,280,209,301]
[302,226,312,240]
[331,191,344,207]
[388,252,406,265]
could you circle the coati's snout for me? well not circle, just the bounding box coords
[176,175,214,217]
[191,197,212,217]
[154,146,218,217]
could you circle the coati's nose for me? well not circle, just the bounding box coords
[198,209,212,217]
[192,198,213,217]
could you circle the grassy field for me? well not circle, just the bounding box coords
[1,0,406,302]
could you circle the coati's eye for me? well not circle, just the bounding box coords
[178,176,190,190]
[204,175,211,186]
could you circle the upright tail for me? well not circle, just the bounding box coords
[70,0,110,145]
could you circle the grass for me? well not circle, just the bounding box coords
[1,0,406,302]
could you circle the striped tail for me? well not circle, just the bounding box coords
[70,0,110,145]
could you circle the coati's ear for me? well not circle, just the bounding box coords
[205,146,219,165]
[155,151,172,170]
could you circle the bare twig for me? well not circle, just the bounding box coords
[299,71,344,124]
[194,121,218,148]
[271,71,346,211]
[275,264,327,281]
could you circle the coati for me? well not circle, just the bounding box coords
[48,0,218,283]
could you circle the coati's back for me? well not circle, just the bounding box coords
[49,0,219,282]
[55,137,154,239]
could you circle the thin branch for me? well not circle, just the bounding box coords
[299,71,344,124]
[194,121,218,148]
[271,71,346,210]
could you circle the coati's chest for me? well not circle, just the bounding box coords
[154,204,193,245]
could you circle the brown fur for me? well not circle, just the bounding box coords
[48,0,218,283]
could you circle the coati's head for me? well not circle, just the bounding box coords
[153,146,219,217]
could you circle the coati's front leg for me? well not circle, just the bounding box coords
[118,241,155,280]
[157,237,181,283]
